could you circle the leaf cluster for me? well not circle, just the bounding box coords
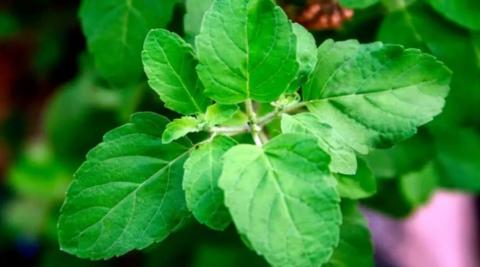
[57,0,455,266]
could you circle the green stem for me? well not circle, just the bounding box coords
[258,101,307,127]
[245,99,263,146]
[210,101,309,139]
[211,125,249,135]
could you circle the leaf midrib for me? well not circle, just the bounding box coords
[64,148,190,250]
[260,152,316,266]
[156,39,203,113]
[245,1,251,99]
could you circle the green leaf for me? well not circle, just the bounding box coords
[183,135,237,230]
[340,0,379,9]
[58,112,192,260]
[219,133,341,267]
[400,161,438,206]
[196,0,299,104]
[205,103,240,125]
[426,0,480,30]
[281,113,357,175]
[305,39,451,154]
[325,200,374,267]
[184,0,214,39]
[378,3,480,126]
[143,29,209,114]
[162,116,201,144]
[287,23,317,92]
[335,160,377,199]
[79,0,176,85]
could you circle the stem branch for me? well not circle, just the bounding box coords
[258,101,307,127]
[245,99,263,146]
[209,101,309,141]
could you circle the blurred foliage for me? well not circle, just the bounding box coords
[0,11,20,39]
[44,65,121,162]
[1,0,479,266]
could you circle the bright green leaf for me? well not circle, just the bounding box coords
[58,112,192,260]
[281,113,357,175]
[325,200,374,267]
[335,160,377,199]
[196,0,299,104]
[426,0,480,30]
[205,104,240,125]
[305,39,451,154]
[378,3,480,127]
[183,135,237,230]
[143,29,209,114]
[287,23,317,93]
[79,0,176,85]
[219,134,341,267]
[162,116,201,144]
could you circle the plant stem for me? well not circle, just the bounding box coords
[245,99,263,146]
[210,125,250,135]
[258,101,307,127]
[258,130,269,144]
[210,101,308,140]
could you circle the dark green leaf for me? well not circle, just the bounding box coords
[79,0,176,85]
[58,112,192,260]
